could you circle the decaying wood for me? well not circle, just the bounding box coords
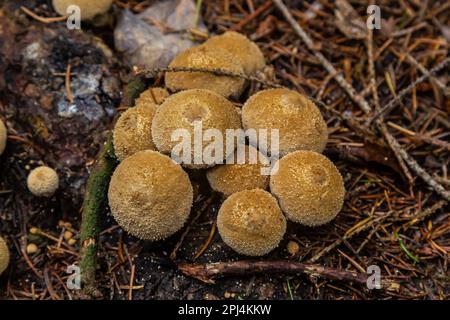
[178,260,403,291]
[80,135,117,297]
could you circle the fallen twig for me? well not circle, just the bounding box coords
[178,260,403,291]
[20,6,67,23]
[367,25,413,182]
[402,51,449,95]
[402,200,447,229]
[134,66,283,88]
[368,57,450,124]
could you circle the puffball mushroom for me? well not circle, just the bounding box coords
[134,87,169,106]
[108,150,193,241]
[151,89,242,169]
[217,189,286,256]
[165,45,246,98]
[52,0,113,20]
[203,31,265,75]
[0,236,9,275]
[113,88,168,162]
[270,150,345,226]
[27,166,59,197]
[242,88,328,157]
[0,118,6,155]
[207,145,270,197]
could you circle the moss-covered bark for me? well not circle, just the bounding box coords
[79,78,147,297]
[80,135,117,297]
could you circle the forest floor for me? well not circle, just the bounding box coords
[0,0,449,300]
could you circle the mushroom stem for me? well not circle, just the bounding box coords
[178,260,403,291]
[80,133,117,297]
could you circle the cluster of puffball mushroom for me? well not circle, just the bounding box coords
[108,31,346,257]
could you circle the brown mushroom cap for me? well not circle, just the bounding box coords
[108,150,193,241]
[0,236,9,275]
[113,89,168,162]
[27,166,59,197]
[203,31,265,75]
[165,45,246,98]
[0,118,6,156]
[207,145,270,197]
[270,150,345,226]
[242,88,328,157]
[52,0,113,20]
[151,89,242,169]
[217,189,286,256]
[134,87,169,106]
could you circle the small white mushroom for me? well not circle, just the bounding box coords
[27,166,59,197]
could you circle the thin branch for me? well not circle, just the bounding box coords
[367,25,413,182]
[403,51,449,94]
[368,57,450,124]
[375,130,450,201]
[402,200,447,229]
[133,66,283,88]
[178,260,403,291]
[20,6,67,23]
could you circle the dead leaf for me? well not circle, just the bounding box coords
[114,0,207,69]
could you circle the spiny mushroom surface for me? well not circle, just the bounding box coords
[270,150,345,226]
[165,45,246,98]
[134,87,169,106]
[0,236,9,275]
[0,118,6,156]
[52,0,113,20]
[242,88,328,157]
[217,189,286,256]
[108,150,193,241]
[203,31,265,75]
[113,88,168,162]
[151,89,242,169]
[207,144,270,197]
[27,166,59,197]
